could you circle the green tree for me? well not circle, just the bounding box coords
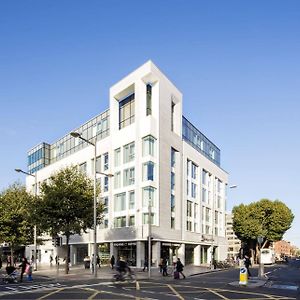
[0,183,36,262]
[233,199,294,258]
[35,166,104,274]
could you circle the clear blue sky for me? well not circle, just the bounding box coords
[1,1,299,247]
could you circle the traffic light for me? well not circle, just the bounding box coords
[52,236,62,247]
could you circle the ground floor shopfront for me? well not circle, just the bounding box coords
[65,240,222,268]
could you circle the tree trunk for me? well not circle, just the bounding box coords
[10,246,14,266]
[65,235,70,274]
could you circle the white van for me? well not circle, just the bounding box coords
[260,249,275,264]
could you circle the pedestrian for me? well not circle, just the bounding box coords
[97,255,101,268]
[159,258,163,273]
[7,255,12,267]
[91,254,95,273]
[55,255,59,265]
[110,255,115,269]
[50,255,53,266]
[244,255,252,277]
[142,259,148,272]
[175,258,185,279]
[162,258,168,276]
[19,257,30,282]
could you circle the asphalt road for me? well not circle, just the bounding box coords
[0,261,299,299]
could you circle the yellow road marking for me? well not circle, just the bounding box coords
[37,287,65,300]
[82,287,99,300]
[167,284,185,300]
[208,288,229,300]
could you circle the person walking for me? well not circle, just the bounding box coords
[175,258,185,279]
[162,258,168,276]
[97,255,101,268]
[19,257,30,282]
[50,255,53,266]
[142,259,148,272]
[244,255,252,277]
[110,255,115,269]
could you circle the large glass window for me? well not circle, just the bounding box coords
[191,163,197,179]
[114,216,126,228]
[129,215,135,226]
[129,191,135,209]
[103,153,109,170]
[171,217,175,229]
[146,84,152,116]
[186,221,192,231]
[124,167,135,186]
[191,182,197,198]
[202,170,208,185]
[202,188,207,202]
[143,213,154,225]
[103,197,109,214]
[124,142,135,163]
[143,161,154,181]
[114,193,126,212]
[142,186,156,207]
[143,136,155,157]
[119,93,135,129]
[103,176,109,192]
[114,172,121,189]
[79,162,87,174]
[114,148,121,167]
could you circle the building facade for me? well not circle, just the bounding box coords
[25,61,228,267]
[225,213,241,259]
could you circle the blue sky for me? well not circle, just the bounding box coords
[0,1,299,247]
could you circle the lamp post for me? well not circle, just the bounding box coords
[70,132,113,278]
[15,168,38,271]
[148,201,152,279]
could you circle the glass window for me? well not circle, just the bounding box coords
[103,197,109,214]
[124,142,135,163]
[104,219,108,228]
[187,180,189,196]
[103,153,109,170]
[143,136,155,157]
[191,182,197,198]
[143,161,154,181]
[114,216,126,228]
[79,162,87,173]
[114,172,121,189]
[171,217,175,229]
[114,193,126,212]
[206,207,210,222]
[202,169,208,185]
[171,172,175,190]
[146,84,152,116]
[186,221,192,231]
[143,213,154,225]
[194,203,198,219]
[114,148,121,167]
[129,191,135,209]
[142,186,156,207]
[103,176,109,192]
[119,93,135,129]
[124,167,135,186]
[171,148,176,168]
[129,215,135,226]
[171,194,175,212]
[191,162,197,179]
[187,200,192,217]
[202,188,207,203]
[214,211,218,225]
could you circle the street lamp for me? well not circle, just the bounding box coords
[70,131,113,278]
[15,168,38,271]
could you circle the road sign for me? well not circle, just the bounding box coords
[239,267,248,285]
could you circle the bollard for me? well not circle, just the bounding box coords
[239,266,248,286]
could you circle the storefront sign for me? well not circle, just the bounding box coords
[113,242,137,247]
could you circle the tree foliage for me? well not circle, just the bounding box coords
[232,199,294,247]
[34,166,104,273]
[0,182,35,249]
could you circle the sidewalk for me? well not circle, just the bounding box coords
[28,263,216,281]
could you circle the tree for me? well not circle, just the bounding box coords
[35,166,104,274]
[233,199,294,259]
[0,183,36,262]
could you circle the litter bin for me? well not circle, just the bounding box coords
[84,256,90,269]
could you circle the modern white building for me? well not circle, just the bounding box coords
[25,61,228,267]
